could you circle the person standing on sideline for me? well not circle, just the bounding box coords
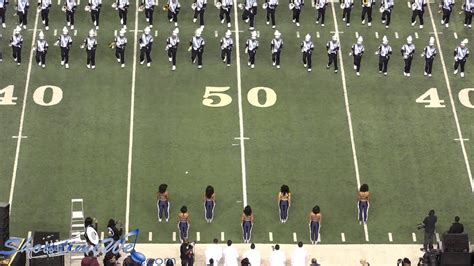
[421,37,436,77]
[243,243,261,266]
[178,205,190,242]
[309,205,321,244]
[421,209,437,252]
[203,185,216,223]
[223,240,239,266]
[205,239,223,265]
[157,184,170,222]
[357,183,370,224]
[278,184,291,222]
[310,258,321,266]
[242,205,254,243]
[270,244,285,266]
[291,242,307,266]
[453,39,469,78]
[448,216,464,233]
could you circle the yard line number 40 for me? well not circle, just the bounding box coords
[0,85,63,106]
[416,88,474,108]
[203,86,277,107]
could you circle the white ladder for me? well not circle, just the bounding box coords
[70,199,87,264]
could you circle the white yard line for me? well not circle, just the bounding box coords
[293,232,297,242]
[427,2,474,191]
[330,0,368,241]
[221,232,225,241]
[125,0,140,233]
[341,232,346,242]
[173,232,177,241]
[412,232,417,242]
[269,232,273,242]
[232,0,248,207]
[149,232,153,241]
[388,232,393,242]
[8,7,40,212]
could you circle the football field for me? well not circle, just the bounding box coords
[1,0,474,245]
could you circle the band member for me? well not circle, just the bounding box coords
[264,0,278,28]
[189,28,205,68]
[245,31,259,68]
[421,37,436,77]
[157,184,170,222]
[115,28,127,68]
[178,206,190,242]
[376,35,392,75]
[380,0,393,28]
[278,185,291,223]
[463,0,473,27]
[360,0,374,26]
[10,26,23,65]
[290,0,303,27]
[242,0,257,30]
[166,28,180,70]
[192,0,207,27]
[0,0,7,28]
[219,0,232,28]
[401,35,415,77]
[357,184,370,224]
[167,0,180,26]
[440,0,454,27]
[301,33,314,72]
[203,185,215,223]
[139,26,153,67]
[88,0,102,30]
[271,30,283,68]
[454,39,469,78]
[115,0,130,29]
[411,0,426,29]
[315,0,327,26]
[82,29,97,69]
[142,0,155,27]
[17,0,29,29]
[56,26,72,68]
[349,36,364,76]
[38,0,51,31]
[220,29,233,66]
[340,0,353,26]
[242,205,254,243]
[326,34,340,73]
[35,31,48,68]
[107,219,123,241]
[64,0,77,29]
[309,205,321,244]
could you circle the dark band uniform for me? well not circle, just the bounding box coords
[142,0,155,26]
[380,0,393,27]
[167,0,180,24]
[220,34,233,65]
[315,0,327,26]
[0,0,8,27]
[422,43,436,76]
[116,0,130,27]
[265,0,278,27]
[193,0,207,26]
[190,35,205,67]
[65,0,77,28]
[84,35,97,68]
[340,0,353,25]
[35,37,48,67]
[271,36,283,67]
[10,31,23,64]
[351,41,364,73]
[166,34,180,67]
[290,0,303,24]
[17,0,29,28]
[88,0,102,28]
[361,0,374,25]
[219,0,232,26]
[377,42,392,74]
[139,31,153,64]
[401,41,415,75]
[38,0,51,29]
[326,38,340,72]
[242,0,257,29]
[115,33,127,66]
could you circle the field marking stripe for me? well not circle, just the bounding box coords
[8,3,40,213]
[269,232,273,242]
[412,232,417,242]
[101,231,105,240]
[341,232,346,242]
[125,0,140,233]
[233,0,248,207]
[27,231,32,238]
[149,232,153,241]
[173,232,176,241]
[293,232,297,242]
[427,2,474,191]
[388,232,393,242]
[221,232,225,241]
[453,32,458,39]
[196,232,200,241]
[330,0,368,241]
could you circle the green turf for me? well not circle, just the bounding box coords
[0,0,473,245]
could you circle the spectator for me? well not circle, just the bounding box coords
[81,251,99,266]
[123,255,140,266]
[310,258,321,266]
[360,258,370,266]
[205,238,223,265]
[180,240,194,266]
[243,243,261,266]
[241,258,250,266]
[270,244,286,266]
[421,210,437,251]
[223,240,239,266]
[397,258,411,266]
[291,241,307,266]
[448,216,464,234]
[165,260,174,266]
[103,251,119,266]
[207,258,214,266]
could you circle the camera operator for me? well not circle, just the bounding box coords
[180,239,195,266]
[420,210,437,252]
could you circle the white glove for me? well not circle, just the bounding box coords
[375,51,379,55]
[349,52,352,56]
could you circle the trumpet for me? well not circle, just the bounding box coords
[162,3,169,10]
[362,0,368,6]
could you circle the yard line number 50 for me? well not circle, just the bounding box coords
[203,86,277,108]
[416,87,474,108]
[0,85,63,106]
